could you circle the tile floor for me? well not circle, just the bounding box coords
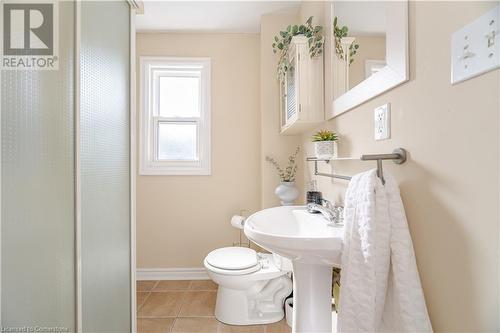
[137,280,292,333]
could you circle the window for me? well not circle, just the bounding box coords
[140,57,211,175]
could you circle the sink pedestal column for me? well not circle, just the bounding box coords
[292,262,333,333]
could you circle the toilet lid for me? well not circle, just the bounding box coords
[205,247,259,270]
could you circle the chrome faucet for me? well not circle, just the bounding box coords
[307,199,344,226]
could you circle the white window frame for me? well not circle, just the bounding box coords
[140,56,211,175]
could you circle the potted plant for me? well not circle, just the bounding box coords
[312,130,338,159]
[265,146,300,205]
[272,16,324,80]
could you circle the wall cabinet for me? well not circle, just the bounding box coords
[279,36,324,135]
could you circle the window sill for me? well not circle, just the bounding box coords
[139,166,211,176]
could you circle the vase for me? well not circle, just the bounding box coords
[275,181,299,206]
[314,141,336,160]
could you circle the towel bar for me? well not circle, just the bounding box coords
[306,148,407,185]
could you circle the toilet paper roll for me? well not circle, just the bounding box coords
[230,215,245,230]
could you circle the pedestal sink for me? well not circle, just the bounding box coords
[244,206,343,333]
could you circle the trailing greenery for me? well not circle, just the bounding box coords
[272,16,324,80]
[265,146,300,182]
[333,16,359,65]
[312,130,338,142]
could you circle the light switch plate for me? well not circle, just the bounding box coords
[374,104,390,141]
[451,5,500,84]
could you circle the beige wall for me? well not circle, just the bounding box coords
[348,36,386,88]
[298,1,499,331]
[136,33,261,268]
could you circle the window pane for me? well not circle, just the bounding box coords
[159,76,200,117]
[158,122,197,160]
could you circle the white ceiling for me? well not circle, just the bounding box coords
[136,1,301,33]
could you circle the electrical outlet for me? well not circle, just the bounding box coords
[374,104,390,140]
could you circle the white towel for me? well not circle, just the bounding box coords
[338,169,433,333]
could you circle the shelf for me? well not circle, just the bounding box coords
[306,156,358,162]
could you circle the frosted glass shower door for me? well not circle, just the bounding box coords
[1,1,76,330]
[79,1,131,332]
[1,0,132,330]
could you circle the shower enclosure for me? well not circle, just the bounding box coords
[0,1,136,331]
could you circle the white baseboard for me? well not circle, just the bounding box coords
[137,267,209,281]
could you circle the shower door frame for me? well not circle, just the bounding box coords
[74,1,139,331]
[0,0,139,331]
[129,2,138,332]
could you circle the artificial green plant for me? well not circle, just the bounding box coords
[333,16,360,65]
[272,16,324,80]
[312,130,338,142]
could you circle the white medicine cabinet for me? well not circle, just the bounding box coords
[279,36,324,135]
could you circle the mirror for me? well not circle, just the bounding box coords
[333,2,387,97]
[328,1,408,117]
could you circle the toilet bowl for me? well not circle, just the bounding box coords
[204,247,293,326]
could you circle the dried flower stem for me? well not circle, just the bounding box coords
[265,146,300,182]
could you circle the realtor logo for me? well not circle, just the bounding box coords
[1,1,59,70]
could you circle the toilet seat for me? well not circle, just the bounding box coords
[205,247,261,276]
[206,247,258,270]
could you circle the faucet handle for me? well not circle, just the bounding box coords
[334,206,344,225]
[306,202,318,213]
[322,199,334,209]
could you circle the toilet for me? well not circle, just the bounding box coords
[204,246,293,326]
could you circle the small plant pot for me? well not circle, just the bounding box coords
[314,141,336,160]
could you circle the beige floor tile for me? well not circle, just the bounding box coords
[137,292,151,309]
[178,291,217,317]
[171,317,219,333]
[189,280,218,291]
[138,318,175,333]
[265,320,291,333]
[219,323,265,333]
[138,292,185,318]
[138,280,158,292]
[154,280,192,291]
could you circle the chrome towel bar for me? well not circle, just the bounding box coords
[306,148,407,185]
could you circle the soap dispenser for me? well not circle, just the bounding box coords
[306,180,323,206]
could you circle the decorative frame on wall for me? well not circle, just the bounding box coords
[327,0,409,118]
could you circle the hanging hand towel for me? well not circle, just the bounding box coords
[338,169,433,333]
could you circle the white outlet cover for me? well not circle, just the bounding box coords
[451,5,500,84]
[374,104,390,141]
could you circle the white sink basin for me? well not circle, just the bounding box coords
[244,206,344,333]
[244,206,343,266]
